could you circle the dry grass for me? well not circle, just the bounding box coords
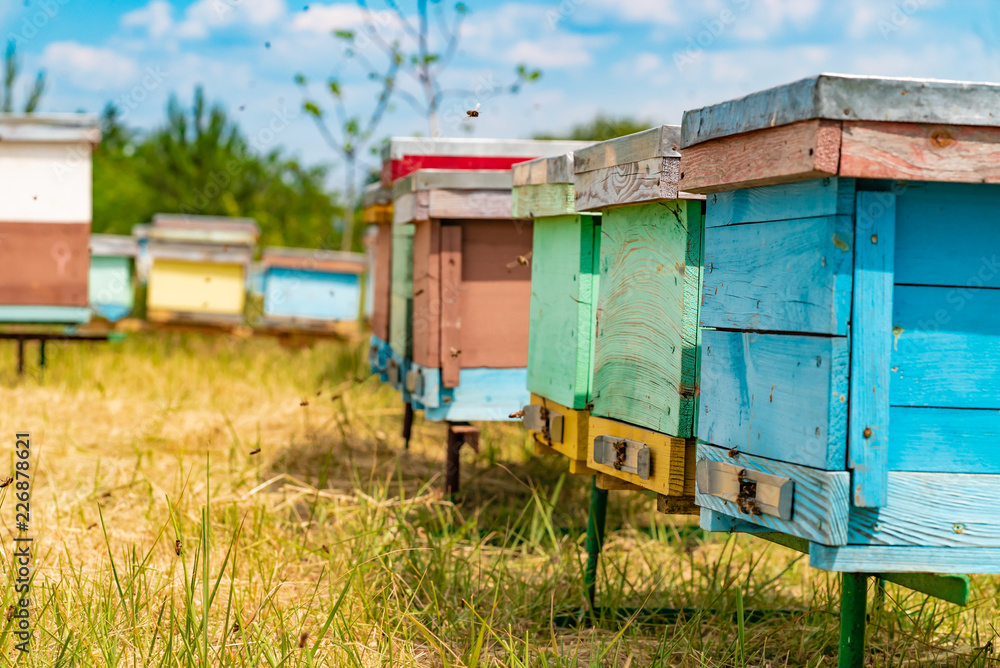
[0,332,993,666]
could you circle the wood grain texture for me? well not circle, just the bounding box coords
[586,414,695,498]
[848,472,1000,547]
[696,443,851,547]
[526,214,600,409]
[389,224,415,358]
[511,183,576,219]
[701,215,854,335]
[392,192,427,225]
[809,544,1000,574]
[841,121,1000,184]
[591,201,702,437]
[700,508,773,534]
[411,219,440,367]
[679,119,842,194]
[427,190,512,220]
[528,393,590,462]
[891,285,1000,409]
[512,153,574,186]
[889,406,1000,474]
[573,125,681,173]
[0,222,90,306]
[574,157,686,212]
[705,177,856,227]
[698,330,849,470]
[371,223,392,341]
[894,181,1000,289]
[848,192,895,508]
[439,225,462,388]
[418,365,530,422]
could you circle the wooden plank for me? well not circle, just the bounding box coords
[0,222,90,307]
[848,472,1000,547]
[362,202,392,225]
[147,260,245,316]
[526,214,600,409]
[596,473,644,491]
[700,507,773,534]
[512,153,574,186]
[592,201,702,437]
[263,269,361,322]
[0,141,92,223]
[0,305,91,324]
[427,190,512,220]
[848,192,895,508]
[371,223,392,341]
[701,215,854,335]
[439,225,462,388]
[696,443,851,547]
[810,544,1000,574]
[698,330,849,471]
[574,126,681,173]
[511,183,575,219]
[573,157,684,212]
[889,406,1000,474]
[894,181,1000,289]
[841,121,1000,184]
[411,220,439,367]
[586,414,695,498]
[388,224,415,358]
[705,177,855,227]
[454,220,532,368]
[528,393,589,462]
[656,494,698,515]
[678,119,842,194]
[422,367,530,423]
[90,234,139,257]
[891,285,1000,409]
[392,191,425,224]
[261,249,366,274]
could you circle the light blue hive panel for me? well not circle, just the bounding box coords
[89,255,134,322]
[263,268,362,322]
[407,362,528,423]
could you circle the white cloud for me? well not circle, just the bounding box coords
[121,0,286,42]
[121,0,174,40]
[290,3,399,35]
[503,34,596,68]
[577,0,683,26]
[41,42,139,91]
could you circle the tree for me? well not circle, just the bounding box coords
[535,115,652,142]
[92,88,343,251]
[2,40,45,113]
[296,0,542,251]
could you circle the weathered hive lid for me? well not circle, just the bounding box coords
[679,74,1000,192]
[574,126,697,211]
[381,137,592,184]
[150,214,259,246]
[681,74,1000,147]
[392,169,514,224]
[147,240,254,265]
[261,246,366,274]
[512,153,575,186]
[0,113,101,144]
[510,153,586,219]
[132,224,151,240]
[90,233,139,257]
[362,182,391,207]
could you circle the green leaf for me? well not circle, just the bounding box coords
[333,29,355,40]
[455,2,468,14]
[294,73,307,86]
[303,101,322,118]
[423,53,440,65]
[327,79,341,96]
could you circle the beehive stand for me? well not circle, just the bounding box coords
[682,74,999,666]
[0,329,111,376]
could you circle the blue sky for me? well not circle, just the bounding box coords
[3,0,1000,184]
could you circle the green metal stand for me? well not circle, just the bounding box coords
[839,573,868,668]
[585,475,608,609]
[38,340,46,370]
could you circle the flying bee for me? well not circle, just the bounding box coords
[6,605,13,621]
[87,522,97,530]
[0,477,12,488]
[727,447,739,458]
[175,539,182,556]
[506,252,531,269]
[300,400,309,407]
[466,103,480,117]
[508,409,526,419]
[250,447,261,455]
[450,347,461,358]
[299,631,310,648]
[232,622,241,634]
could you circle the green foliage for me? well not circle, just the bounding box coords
[2,39,45,113]
[93,87,347,250]
[535,114,652,142]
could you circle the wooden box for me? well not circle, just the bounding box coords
[89,234,138,322]
[512,151,600,471]
[395,168,531,421]
[363,182,394,379]
[146,215,258,325]
[0,114,100,324]
[572,126,704,502]
[682,74,1000,573]
[260,247,365,332]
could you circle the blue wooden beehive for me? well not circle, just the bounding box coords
[259,247,366,333]
[88,234,138,322]
[681,74,1000,573]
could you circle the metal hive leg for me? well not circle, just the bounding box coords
[444,422,479,499]
[839,573,868,668]
[585,475,609,610]
[402,402,414,450]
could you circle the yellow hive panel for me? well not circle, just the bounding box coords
[528,393,590,463]
[587,414,696,499]
[148,259,246,315]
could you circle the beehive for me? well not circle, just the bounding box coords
[364,182,394,379]
[145,215,258,325]
[381,138,587,401]
[259,247,365,331]
[682,74,1000,573]
[573,127,704,504]
[0,114,100,324]
[394,169,530,421]
[512,152,600,470]
[89,234,138,322]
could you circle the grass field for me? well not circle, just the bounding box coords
[0,332,996,666]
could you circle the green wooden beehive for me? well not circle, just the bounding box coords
[574,126,705,438]
[514,153,600,411]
